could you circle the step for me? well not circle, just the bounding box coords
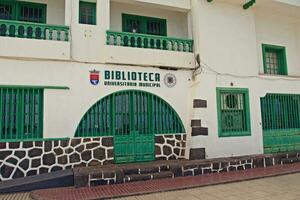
[124,171,174,183]
[281,157,300,164]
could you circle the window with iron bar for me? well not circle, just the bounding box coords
[262,44,287,75]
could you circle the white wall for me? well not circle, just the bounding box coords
[110,1,189,38]
[255,10,300,76]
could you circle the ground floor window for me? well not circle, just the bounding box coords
[0,88,43,141]
[217,88,251,137]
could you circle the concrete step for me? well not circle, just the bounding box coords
[124,171,174,183]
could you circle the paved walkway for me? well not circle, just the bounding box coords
[29,163,300,200]
[1,169,300,200]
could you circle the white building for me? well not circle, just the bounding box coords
[0,0,300,180]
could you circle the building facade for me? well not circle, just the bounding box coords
[0,0,300,180]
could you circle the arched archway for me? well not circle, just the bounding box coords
[75,90,185,163]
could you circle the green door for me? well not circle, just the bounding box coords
[114,91,154,164]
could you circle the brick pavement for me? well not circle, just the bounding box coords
[30,163,300,200]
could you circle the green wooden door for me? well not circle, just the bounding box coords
[114,91,154,163]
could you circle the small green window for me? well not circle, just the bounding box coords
[79,1,96,25]
[262,44,287,75]
[217,88,251,137]
[0,88,43,141]
[0,1,15,20]
[122,14,167,36]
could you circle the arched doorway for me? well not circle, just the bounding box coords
[75,90,185,163]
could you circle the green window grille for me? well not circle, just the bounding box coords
[217,88,251,137]
[262,44,287,75]
[79,1,96,25]
[0,88,43,141]
[261,94,300,153]
[122,14,167,36]
[75,90,185,137]
[0,1,46,23]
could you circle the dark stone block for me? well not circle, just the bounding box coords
[189,148,206,160]
[31,158,41,168]
[35,141,43,147]
[125,174,151,182]
[83,138,91,143]
[183,170,194,176]
[81,150,92,162]
[27,170,37,177]
[54,140,59,147]
[167,140,175,146]
[107,149,114,158]
[86,143,99,149]
[75,145,84,153]
[212,163,221,170]
[192,127,208,136]
[123,168,139,175]
[140,167,158,174]
[65,147,74,154]
[155,136,165,144]
[102,137,113,147]
[13,168,24,179]
[103,160,113,165]
[7,157,18,165]
[194,168,202,175]
[60,140,69,147]
[29,148,42,158]
[92,179,108,186]
[174,148,180,156]
[39,167,49,174]
[181,149,185,157]
[191,119,202,127]
[156,156,167,161]
[163,146,172,156]
[88,160,102,166]
[19,159,30,171]
[103,172,115,179]
[175,134,182,141]
[15,151,26,159]
[43,153,56,166]
[51,166,63,172]
[0,142,6,149]
[69,153,81,163]
[54,148,64,155]
[183,135,186,140]
[0,150,12,160]
[169,155,177,160]
[22,141,33,149]
[1,164,14,178]
[193,99,207,108]
[265,157,274,167]
[74,175,89,188]
[164,135,173,139]
[93,138,101,141]
[71,139,81,147]
[74,163,87,168]
[94,148,106,160]
[116,170,125,184]
[9,142,20,149]
[58,155,68,165]
[44,141,53,153]
[155,146,161,156]
[169,165,182,177]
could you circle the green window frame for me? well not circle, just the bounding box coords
[262,44,287,76]
[217,88,251,137]
[79,1,96,25]
[122,14,167,36]
[0,1,46,23]
[0,88,43,141]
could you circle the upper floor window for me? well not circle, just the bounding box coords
[0,1,46,23]
[0,88,43,141]
[217,88,251,137]
[262,44,287,76]
[79,1,96,25]
[122,14,167,36]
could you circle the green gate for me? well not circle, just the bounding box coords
[75,90,185,163]
[261,94,300,153]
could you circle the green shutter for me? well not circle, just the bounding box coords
[79,1,96,25]
[262,44,287,75]
[0,88,43,141]
[217,88,251,137]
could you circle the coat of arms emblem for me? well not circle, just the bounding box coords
[90,69,100,85]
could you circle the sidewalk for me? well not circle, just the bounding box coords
[30,163,300,200]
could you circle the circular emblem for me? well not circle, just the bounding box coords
[164,73,177,88]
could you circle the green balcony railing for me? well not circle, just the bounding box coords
[106,30,193,52]
[0,19,69,41]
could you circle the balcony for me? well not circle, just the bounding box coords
[0,0,70,60]
[106,31,193,52]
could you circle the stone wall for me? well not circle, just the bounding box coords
[155,134,186,160]
[0,137,114,181]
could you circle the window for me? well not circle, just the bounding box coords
[122,14,167,36]
[262,44,287,75]
[261,94,300,131]
[79,1,96,25]
[0,1,46,23]
[0,88,43,141]
[217,88,251,137]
